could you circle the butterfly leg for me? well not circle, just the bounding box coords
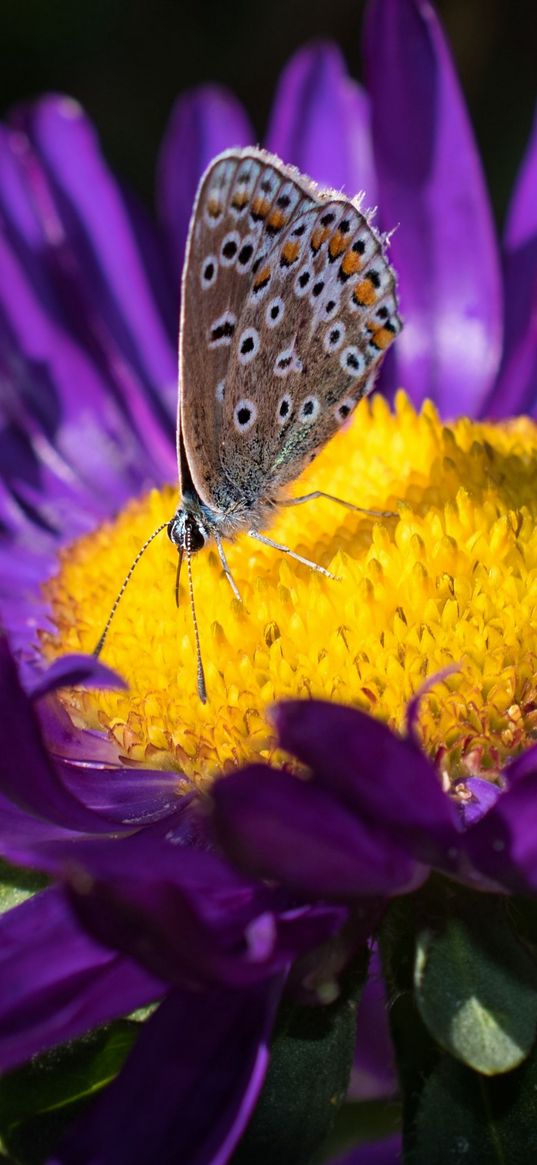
[280,491,397,519]
[214,533,242,601]
[248,530,340,581]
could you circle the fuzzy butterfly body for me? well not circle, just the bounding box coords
[172,147,402,548]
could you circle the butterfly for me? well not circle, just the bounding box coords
[96,148,402,700]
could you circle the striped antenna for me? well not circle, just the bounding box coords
[185,522,207,703]
[93,522,168,658]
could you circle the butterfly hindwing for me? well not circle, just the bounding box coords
[219,194,402,496]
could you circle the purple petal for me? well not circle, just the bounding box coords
[463,772,537,892]
[364,0,502,415]
[405,664,460,739]
[213,764,421,897]
[3,100,176,475]
[20,832,289,987]
[15,98,176,404]
[57,762,188,827]
[0,787,98,849]
[37,696,120,767]
[266,42,377,202]
[273,702,459,861]
[52,979,280,1165]
[0,226,153,512]
[350,946,397,1100]
[503,742,537,785]
[329,1132,402,1165]
[28,653,127,701]
[487,106,537,416]
[457,778,500,827]
[0,887,162,1071]
[157,86,253,280]
[23,828,343,988]
[0,639,134,835]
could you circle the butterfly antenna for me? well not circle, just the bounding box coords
[185,524,207,704]
[93,522,168,658]
[175,549,183,608]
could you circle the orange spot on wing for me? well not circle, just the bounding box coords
[267,208,287,231]
[207,198,222,219]
[341,250,362,277]
[231,191,249,210]
[253,265,271,289]
[368,325,395,350]
[353,279,377,307]
[281,240,300,265]
[328,232,347,260]
[307,226,323,253]
[251,197,271,220]
[310,226,330,253]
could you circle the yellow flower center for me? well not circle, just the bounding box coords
[42,392,537,790]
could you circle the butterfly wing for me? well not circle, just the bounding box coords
[178,148,318,508]
[218,194,402,505]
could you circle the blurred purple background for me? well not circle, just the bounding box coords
[2,0,535,223]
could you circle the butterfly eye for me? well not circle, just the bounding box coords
[234,399,257,433]
[323,322,346,353]
[299,396,320,423]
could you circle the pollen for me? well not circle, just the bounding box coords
[42,393,537,791]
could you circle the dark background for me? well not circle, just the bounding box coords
[2,0,535,224]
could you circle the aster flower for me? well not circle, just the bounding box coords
[0,639,356,1163]
[0,0,536,1161]
[212,697,537,1160]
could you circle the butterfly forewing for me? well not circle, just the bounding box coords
[178,148,317,508]
[179,147,401,513]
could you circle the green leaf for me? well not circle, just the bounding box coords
[0,860,48,914]
[231,951,368,1165]
[0,1021,138,1164]
[414,1045,537,1165]
[319,1099,402,1162]
[415,902,537,1074]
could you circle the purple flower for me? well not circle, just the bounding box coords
[0,640,351,1164]
[0,0,535,1161]
[212,697,537,899]
[0,0,536,678]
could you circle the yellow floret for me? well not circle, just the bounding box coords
[42,393,537,789]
